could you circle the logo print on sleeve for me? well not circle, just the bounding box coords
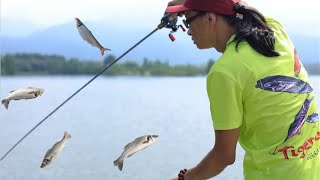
[294,48,301,77]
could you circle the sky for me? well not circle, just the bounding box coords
[1,0,320,37]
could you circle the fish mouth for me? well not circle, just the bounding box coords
[40,158,50,168]
[75,18,82,27]
[38,89,44,95]
[152,135,159,138]
[35,90,44,97]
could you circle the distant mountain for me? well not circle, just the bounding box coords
[1,19,44,37]
[2,20,319,65]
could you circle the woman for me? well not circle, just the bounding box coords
[165,0,320,179]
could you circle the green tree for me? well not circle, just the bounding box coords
[7,53,320,76]
[65,58,81,74]
[103,54,116,65]
[205,59,215,74]
[1,55,16,75]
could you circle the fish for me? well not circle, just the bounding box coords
[255,75,313,94]
[284,97,314,142]
[1,87,44,109]
[113,135,159,171]
[306,113,319,123]
[40,131,71,168]
[75,18,111,56]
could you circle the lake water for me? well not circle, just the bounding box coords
[0,75,319,180]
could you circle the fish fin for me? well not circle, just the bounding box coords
[33,92,39,97]
[100,49,105,56]
[113,157,124,171]
[64,131,71,139]
[9,90,15,93]
[44,147,53,158]
[100,48,111,56]
[142,140,148,144]
[124,142,132,150]
[52,141,61,149]
[28,91,35,95]
[127,146,148,158]
[1,99,9,109]
[127,152,136,158]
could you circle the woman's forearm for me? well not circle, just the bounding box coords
[185,147,235,180]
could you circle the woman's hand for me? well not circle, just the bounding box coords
[165,0,185,21]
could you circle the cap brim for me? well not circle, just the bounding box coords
[165,5,190,13]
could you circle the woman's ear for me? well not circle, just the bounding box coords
[207,13,216,25]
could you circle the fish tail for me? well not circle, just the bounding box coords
[113,156,124,171]
[100,48,111,56]
[64,131,71,139]
[1,99,9,109]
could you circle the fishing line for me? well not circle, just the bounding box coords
[1,24,166,161]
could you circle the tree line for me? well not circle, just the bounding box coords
[1,53,214,76]
[1,53,319,76]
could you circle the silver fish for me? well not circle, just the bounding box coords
[40,131,71,168]
[75,18,111,56]
[1,87,44,109]
[113,135,159,171]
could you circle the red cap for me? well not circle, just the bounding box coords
[166,0,239,16]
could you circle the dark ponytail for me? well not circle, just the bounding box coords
[222,2,280,57]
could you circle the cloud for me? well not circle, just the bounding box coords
[2,0,167,28]
[248,0,320,36]
[1,0,320,37]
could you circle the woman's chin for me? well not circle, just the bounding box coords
[195,44,209,49]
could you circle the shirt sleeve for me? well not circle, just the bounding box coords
[206,71,243,130]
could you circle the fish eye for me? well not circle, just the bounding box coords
[147,135,151,141]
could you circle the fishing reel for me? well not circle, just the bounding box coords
[160,13,186,41]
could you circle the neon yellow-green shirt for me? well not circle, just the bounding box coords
[207,17,319,180]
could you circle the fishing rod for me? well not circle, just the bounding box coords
[0,15,181,161]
